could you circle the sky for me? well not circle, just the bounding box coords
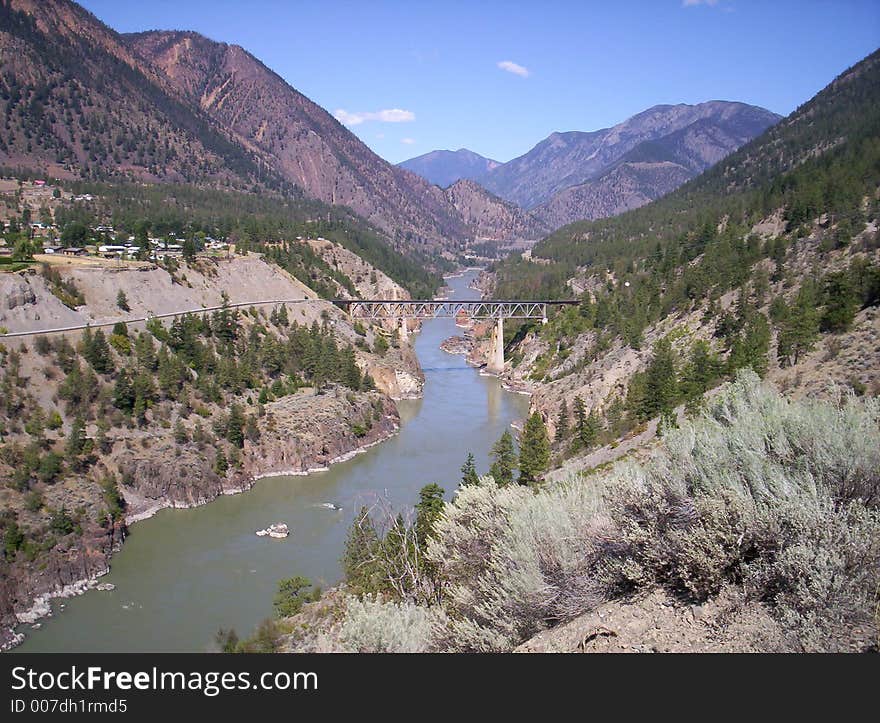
[79,0,880,165]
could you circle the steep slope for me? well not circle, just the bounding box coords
[531,161,694,227]
[125,30,470,252]
[532,113,780,227]
[479,101,781,211]
[0,0,273,189]
[399,148,501,188]
[443,179,548,241]
[489,48,880,460]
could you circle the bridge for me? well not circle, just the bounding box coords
[1,295,576,375]
[340,299,577,373]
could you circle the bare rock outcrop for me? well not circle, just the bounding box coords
[243,387,399,478]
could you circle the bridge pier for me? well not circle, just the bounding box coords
[398,317,409,342]
[487,317,504,374]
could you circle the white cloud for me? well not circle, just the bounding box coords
[497,60,530,78]
[682,0,719,6]
[401,138,416,145]
[334,108,416,126]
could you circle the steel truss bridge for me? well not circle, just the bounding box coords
[340,299,577,321]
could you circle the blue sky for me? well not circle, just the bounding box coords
[80,0,880,164]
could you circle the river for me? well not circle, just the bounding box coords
[15,270,530,652]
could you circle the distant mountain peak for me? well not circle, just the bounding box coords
[398,148,501,188]
[479,100,781,226]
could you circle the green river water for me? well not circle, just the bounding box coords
[15,270,530,652]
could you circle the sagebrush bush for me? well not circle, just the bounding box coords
[337,372,880,652]
[321,596,443,653]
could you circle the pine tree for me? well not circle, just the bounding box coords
[820,271,859,333]
[555,399,570,442]
[518,412,550,485]
[173,420,188,444]
[644,336,678,419]
[682,340,722,401]
[573,396,587,442]
[728,311,771,377]
[460,452,479,486]
[776,284,820,366]
[116,289,130,312]
[214,449,228,476]
[66,416,86,458]
[342,506,381,594]
[277,303,289,327]
[415,483,445,549]
[227,404,245,448]
[489,430,516,487]
[582,409,601,448]
[113,369,135,412]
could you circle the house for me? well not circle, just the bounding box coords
[61,247,87,256]
[98,245,128,258]
[42,245,63,254]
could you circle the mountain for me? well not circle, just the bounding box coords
[478,101,781,224]
[398,148,501,188]
[530,48,880,272]
[442,179,548,241]
[0,0,268,189]
[125,30,469,251]
[0,0,472,254]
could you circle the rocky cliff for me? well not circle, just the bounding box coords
[443,179,548,241]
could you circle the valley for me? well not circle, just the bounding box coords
[0,0,878,657]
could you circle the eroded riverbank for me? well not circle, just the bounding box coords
[13,270,530,652]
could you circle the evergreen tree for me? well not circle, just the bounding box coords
[277,303,289,327]
[113,369,135,412]
[682,340,722,401]
[582,409,601,449]
[214,450,228,476]
[342,506,382,594]
[66,416,86,458]
[489,430,516,487]
[116,289,130,312]
[414,483,445,549]
[173,420,188,444]
[555,399,570,442]
[518,412,550,485]
[644,336,678,419]
[227,404,245,448]
[777,283,821,366]
[81,327,113,374]
[272,576,319,619]
[820,271,860,332]
[460,452,480,487]
[573,395,587,441]
[728,312,771,377]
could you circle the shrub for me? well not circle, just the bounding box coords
[424,371,880,652]
[330,596,442,653]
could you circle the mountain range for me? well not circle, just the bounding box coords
[0,0,544,253]
[0,0,781,250]
[402,101,781,229]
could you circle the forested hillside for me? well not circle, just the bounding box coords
[509,49,880,289]
[50,182,443,298]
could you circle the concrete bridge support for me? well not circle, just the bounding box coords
[487,317,504,374]
[398,317,409,342]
